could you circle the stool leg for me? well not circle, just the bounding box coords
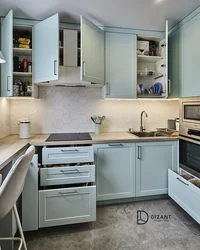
[13,204,28,250]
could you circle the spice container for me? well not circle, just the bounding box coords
[28,62,32,72]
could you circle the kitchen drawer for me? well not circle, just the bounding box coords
[40,165,95,186]
[39,185,96,228]
[42,146,94,165]
[168,169,200,224]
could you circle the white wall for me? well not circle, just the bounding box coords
[0,98,10,138]
[10,87,179,134]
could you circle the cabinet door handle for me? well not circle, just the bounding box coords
[168,79,171,94]
[54,60,57,75]
[82,61,86,77]
[61,149,79,153]
[106,82,110,95]
[177,177,189,186]
[108,143,124,147]
[137,146,141,159]
[7,76,11,92]
[59,190,79,196]
[60,169,89,174]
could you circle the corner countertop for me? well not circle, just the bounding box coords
[0,132,179,170]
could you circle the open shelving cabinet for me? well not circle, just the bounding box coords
[137,21,168,99]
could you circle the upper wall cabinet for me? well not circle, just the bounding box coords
[168,29,181,98]
[33,14,59,83]
[105,32,137,99]
[81,16,104,84]
[137,21,169,99]
[1,10,13,97]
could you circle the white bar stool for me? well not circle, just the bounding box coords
[0,145,35,250]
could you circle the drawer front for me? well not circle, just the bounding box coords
[39,186,96,228]
[40,165,95,186]
[42,146,94,165]
[168,169,200,224]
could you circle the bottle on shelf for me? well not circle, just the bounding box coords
[23,58,28,72]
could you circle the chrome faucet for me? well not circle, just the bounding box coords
[140,111,148,132]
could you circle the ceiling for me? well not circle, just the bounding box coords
[0,0,200,31]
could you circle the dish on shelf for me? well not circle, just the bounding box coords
[137,84,141,95]
[139,84,145,95]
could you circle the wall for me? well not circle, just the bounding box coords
[10,87,179,134]
[0,98,10,138]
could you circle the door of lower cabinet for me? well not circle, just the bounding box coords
[22,155,38,231]
[94,143,135,201]
[33,13,59,83]
[105,32,137,98]
[80,16,104,84]
[136,141,178,197]
[39,186,96,228]
[1,10,13,97]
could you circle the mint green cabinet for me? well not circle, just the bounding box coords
[81,16,104,84]
[168,29,181,98]
[105,32,137,98]
[94,143,135,201]
[136,141,178,197]
[1,10,13,97]
[33,14,59,83]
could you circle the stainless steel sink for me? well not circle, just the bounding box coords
[129,131,162,137]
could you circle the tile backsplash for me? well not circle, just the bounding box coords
[10,87,179,135]
[0,98,10,138]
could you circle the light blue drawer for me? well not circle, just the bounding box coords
[39,185,96,228]
[40,165,95,186]
[168,169,200,224]
[42,146,94,165]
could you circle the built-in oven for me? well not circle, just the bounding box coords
[179,135,200,178]
[179,97,200,177]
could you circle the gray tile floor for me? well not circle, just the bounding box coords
[25,198,200,250]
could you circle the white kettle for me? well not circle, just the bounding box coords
[19,118,31,139]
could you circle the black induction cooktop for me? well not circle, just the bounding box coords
[46,133,92,142]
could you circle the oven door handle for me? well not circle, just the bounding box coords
[179,135,200,145]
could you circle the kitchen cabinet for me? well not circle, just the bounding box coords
[135,141,178,196]
[168,29,181,98]
[180,14,200,97]
[1,10,13,97]
[137,21,169,99]
[105,32,137,98]
[169,11,200,98]
[1,10,59,97]
[22,154,38,231]
[33,13,59,83]
[94,143,135,201]
[81,16,104,85]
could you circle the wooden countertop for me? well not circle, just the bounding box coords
[0,132,178,170]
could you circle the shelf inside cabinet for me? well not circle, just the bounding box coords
[13,72,32,77]
[137,94,165,99]
[137,73,164,80]
[13,48,32,56]
[137,55,163,63]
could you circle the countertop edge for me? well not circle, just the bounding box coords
[0,133,179,170]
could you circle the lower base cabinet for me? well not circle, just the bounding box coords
[168,169,200,224]
[94,143,135,201]
[136,141,178,196]
[39,186,96,228]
